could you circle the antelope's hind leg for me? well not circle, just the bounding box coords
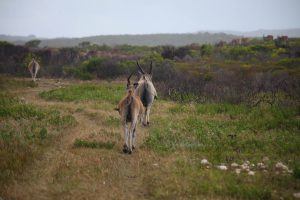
[29,69,34,81]
[132,122,138,150]
[33,68,38,82]
[123,123,129,153]
[129,118,138,154]
[128,126,133,154]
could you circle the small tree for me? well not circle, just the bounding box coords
[161,46,175,59]
[78,41,91,49]
[200,44,213,57]
[142,52,164,64]
[174,47,190,59]
[25,40,41,48]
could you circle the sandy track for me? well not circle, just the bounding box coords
[5,78,156,200]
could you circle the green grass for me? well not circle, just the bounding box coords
[0,76,37,89]
[39,83,124,104]
[143,102,299,199]
[0,93,45,119]
[104,115,120,127]
[146,103,299,161]
[74,139,115,149]
[145,155,298,200]
[2,79,300,199]
[0,91,76,189]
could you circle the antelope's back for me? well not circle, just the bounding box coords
[28,61,40,71]
[135,82,156,107]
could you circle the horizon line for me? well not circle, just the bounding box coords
[1,27,300,40]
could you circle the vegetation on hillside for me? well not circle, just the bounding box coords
[1,38,299,105]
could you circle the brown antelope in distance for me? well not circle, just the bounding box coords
[27,58,40,82]
[115,72,144,154]
[135,61,157,126]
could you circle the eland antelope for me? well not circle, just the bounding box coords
[27,58,40,82]
[135,61,157,126]
[115,72,144,154]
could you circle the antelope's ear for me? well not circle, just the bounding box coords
[114,108,119,112]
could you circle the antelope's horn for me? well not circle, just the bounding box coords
[136,61,145,74]
[149,61,153,74]
[127,71,134,84]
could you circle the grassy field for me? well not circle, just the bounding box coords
[0,76,299,199]
[0,77,76,193]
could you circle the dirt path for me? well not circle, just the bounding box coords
[5,78,159,200]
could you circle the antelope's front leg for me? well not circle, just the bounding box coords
[142,108,148,126]
[146,106,151,125]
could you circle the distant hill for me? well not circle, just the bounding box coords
[0,32,237,47]
[39,32,237,47]
[1,28,299,47]
[0,34,38,44]
[220,28,300,38]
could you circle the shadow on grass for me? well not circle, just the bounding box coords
[74,139,115,149]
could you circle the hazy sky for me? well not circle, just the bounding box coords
[0,0,300,38]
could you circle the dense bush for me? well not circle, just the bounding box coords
[84,57,124,78]
[63,66,93,80]
[174,47,191,59]
[0,41,29,75]
[161,46,175,59]
[154,62,300,105]
[0,43,84,77]
[227,46,255,60]
[86,57,136,78]
[1,40,299,105]
[200,44,213,57]
[25,40,41,48]
[63,57,136,80]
